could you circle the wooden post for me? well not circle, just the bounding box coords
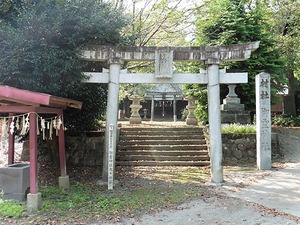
[58,111,67,177]
[29,112,38,194]
[8,113,15,165]
[173,95,177,122]
[151,95,155,121]
[57,110,69,188]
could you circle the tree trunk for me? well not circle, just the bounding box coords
[286,68,297,116]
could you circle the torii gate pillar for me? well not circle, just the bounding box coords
[207,62,223,183]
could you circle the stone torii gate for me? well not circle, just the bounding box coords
[82,42,259,185]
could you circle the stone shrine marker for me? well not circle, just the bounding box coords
[82,42,259,187]
[256,73,271,170]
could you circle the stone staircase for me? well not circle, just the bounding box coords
[116,126,210,166]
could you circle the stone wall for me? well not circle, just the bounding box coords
[203,128,279,166]
[222,133,279,165]
[21,131,105,166]
[21,130,279,167]
[65,132,105,166]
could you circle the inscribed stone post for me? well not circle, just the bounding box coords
[108,124,114,190]
[256,73,271,170]
[102,58,123,183]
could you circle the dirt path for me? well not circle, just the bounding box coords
[101,194,299,225]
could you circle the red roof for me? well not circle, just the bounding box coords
[0,85,82,111]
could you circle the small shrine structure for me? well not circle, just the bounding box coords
[0,85,82,209]
[144,84,183,121]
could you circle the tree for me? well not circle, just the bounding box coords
[0,0,34,25]
[116,0,200,106]
[0,0,129,131]
[107,0,199,46]
[190,0,286,121]
[268,0,300,116]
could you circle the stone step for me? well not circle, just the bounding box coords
[118,139,207,145]
[117,126,209,167]
[120,129,203,135]
[119,135,204,141]
[118,145,207,151]
[117,155,210,161]
[120,127,203,132]
[118,150,209,156]
[116,161,210,166]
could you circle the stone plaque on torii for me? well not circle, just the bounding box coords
[82,42,259,186]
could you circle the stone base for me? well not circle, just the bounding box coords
[205,181,224,187]
[186,117,198,125]
[257,149,272,170]
[96,179,119,186]
[59,175,70,189]
[129,117,142,124]
[27,192,42,210]
[221,110,251,124]
[221,103,244,111]
[3,193,27,202]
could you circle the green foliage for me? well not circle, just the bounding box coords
[0,0,129,131]
[184,84,208,123]
[0,0,34,25]
[272,116,300,127]
[119,83,154,102]
[64,83,108,131]
[0,201,25,218]
[221,124,256,133]
[193,0,287,115]
[269,0,300,116]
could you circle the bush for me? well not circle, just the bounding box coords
[221,124,256,134]
[272,116,300,127]
[0,0,129,131]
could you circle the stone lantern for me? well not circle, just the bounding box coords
[184,96,198,125]
[220,84,250,124]
[129,95,144,124]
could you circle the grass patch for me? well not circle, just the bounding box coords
[37,182,205,221]
[129,167,211,184]
[2,166,210,223]
[222,124,256,134]
[123,186,199,211]
[0,201,25,218]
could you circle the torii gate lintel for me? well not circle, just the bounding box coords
[82,41,259,62]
